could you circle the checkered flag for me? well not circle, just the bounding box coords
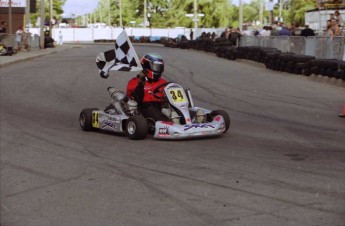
[96,30,142,79]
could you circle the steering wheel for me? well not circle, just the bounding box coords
[152,82,172,94]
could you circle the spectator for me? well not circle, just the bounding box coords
[44,31,55,48]
[260,26,271,36]
[225,27,231,39]
[335,10,343,26]
[278,25,292,36]
[331,18,341,36]
[291,23,302,36]
[22,29,30,51]
[196,31,206,41]
[58,30,63,45]
[325,22,334,38]
[270,23,279,36]
[301,25,315,37]
[0,21,7,34]
[211,32,216,40]
[15,26,23,51]
[220,28,227,38]
[228,28,241,46]
[190,29,193,40]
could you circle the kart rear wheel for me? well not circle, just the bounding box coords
[210,110,230,133]
[126,115,149,140]
[79,108,99,131]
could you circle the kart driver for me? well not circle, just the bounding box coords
[126,53,169,122]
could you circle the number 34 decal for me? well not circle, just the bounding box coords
[169,88,186,103]
[92,112,99,128]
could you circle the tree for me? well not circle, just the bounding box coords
[30,0,66,27]
[286,0,316,25]
[84,0,317,28]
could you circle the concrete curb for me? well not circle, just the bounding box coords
[0,45,79,68]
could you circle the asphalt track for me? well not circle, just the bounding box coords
[1,44,345,226]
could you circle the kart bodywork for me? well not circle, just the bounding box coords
[79,82,230,140]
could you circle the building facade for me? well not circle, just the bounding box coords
[0,0,37,34]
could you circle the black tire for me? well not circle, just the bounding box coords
[79,108,99,131]
[210,110,230,133]
[126,115,149,140]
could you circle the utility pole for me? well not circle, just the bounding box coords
[239,0,243,31]
[119,0,123,27]
[269,0,274,24]
[259,0,264,26]
[193,0,197,31]
[8,0,12,34]
[144,0,147,28]
[99,1,102,24]
[40,0,45,49]
[25,0,31,29]
[107,0,110,26]
[49,0,53,36]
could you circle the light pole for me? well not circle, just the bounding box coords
[49,0,53,36]
[279,0,289,23]
[193,0,197,31]
[119,0,123,27]
[8,0,12,34]
[144,0,148,28]
[107,0,110,26]
[25,0,30,29]
[239,0,243,31]
[40,0,45,49]
[269,0,274,24]
[99,1,102,24]
[259,0,264,26]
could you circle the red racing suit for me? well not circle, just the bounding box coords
[126,76,168,121]
[126,77,168,105]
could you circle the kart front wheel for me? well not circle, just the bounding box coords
[210,110,230,133]
[126,115,149,140]
[79,108,99,131]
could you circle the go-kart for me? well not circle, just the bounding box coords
[79,82,230,140]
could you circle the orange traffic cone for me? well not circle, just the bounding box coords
[339,102,345,117]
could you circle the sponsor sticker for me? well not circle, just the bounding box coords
[158,126,169,136]
[184,124,215,131]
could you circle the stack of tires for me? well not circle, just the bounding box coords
[335,62,345,80]
[214,38,235,58]
[303,59,345,80]
[164,38,179,48]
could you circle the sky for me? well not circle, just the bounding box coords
[62,0,99,17]
[232,0,253,6]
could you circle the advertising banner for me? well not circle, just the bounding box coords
[0,0,26,7]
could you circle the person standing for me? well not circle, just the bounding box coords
[335,10,343,26]
[331,18,341,36]
[0,21,7,34]
[15,26,23,51]
[189,29,193,41]
[301,25,315,37]
[58,31,63,45]
[278,25,292,36]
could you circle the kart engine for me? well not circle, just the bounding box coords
[108,87,138,115]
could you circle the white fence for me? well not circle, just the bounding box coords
[28,27,224,43]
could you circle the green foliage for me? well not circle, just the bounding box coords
[30,0,66,27]
[70,0,318,28]
[286,0,316,25]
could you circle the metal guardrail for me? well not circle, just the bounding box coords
[239,36,345,60]
[0,33,40,51]
[0,34,17,49]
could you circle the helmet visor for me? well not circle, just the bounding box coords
[150,61,164,73]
